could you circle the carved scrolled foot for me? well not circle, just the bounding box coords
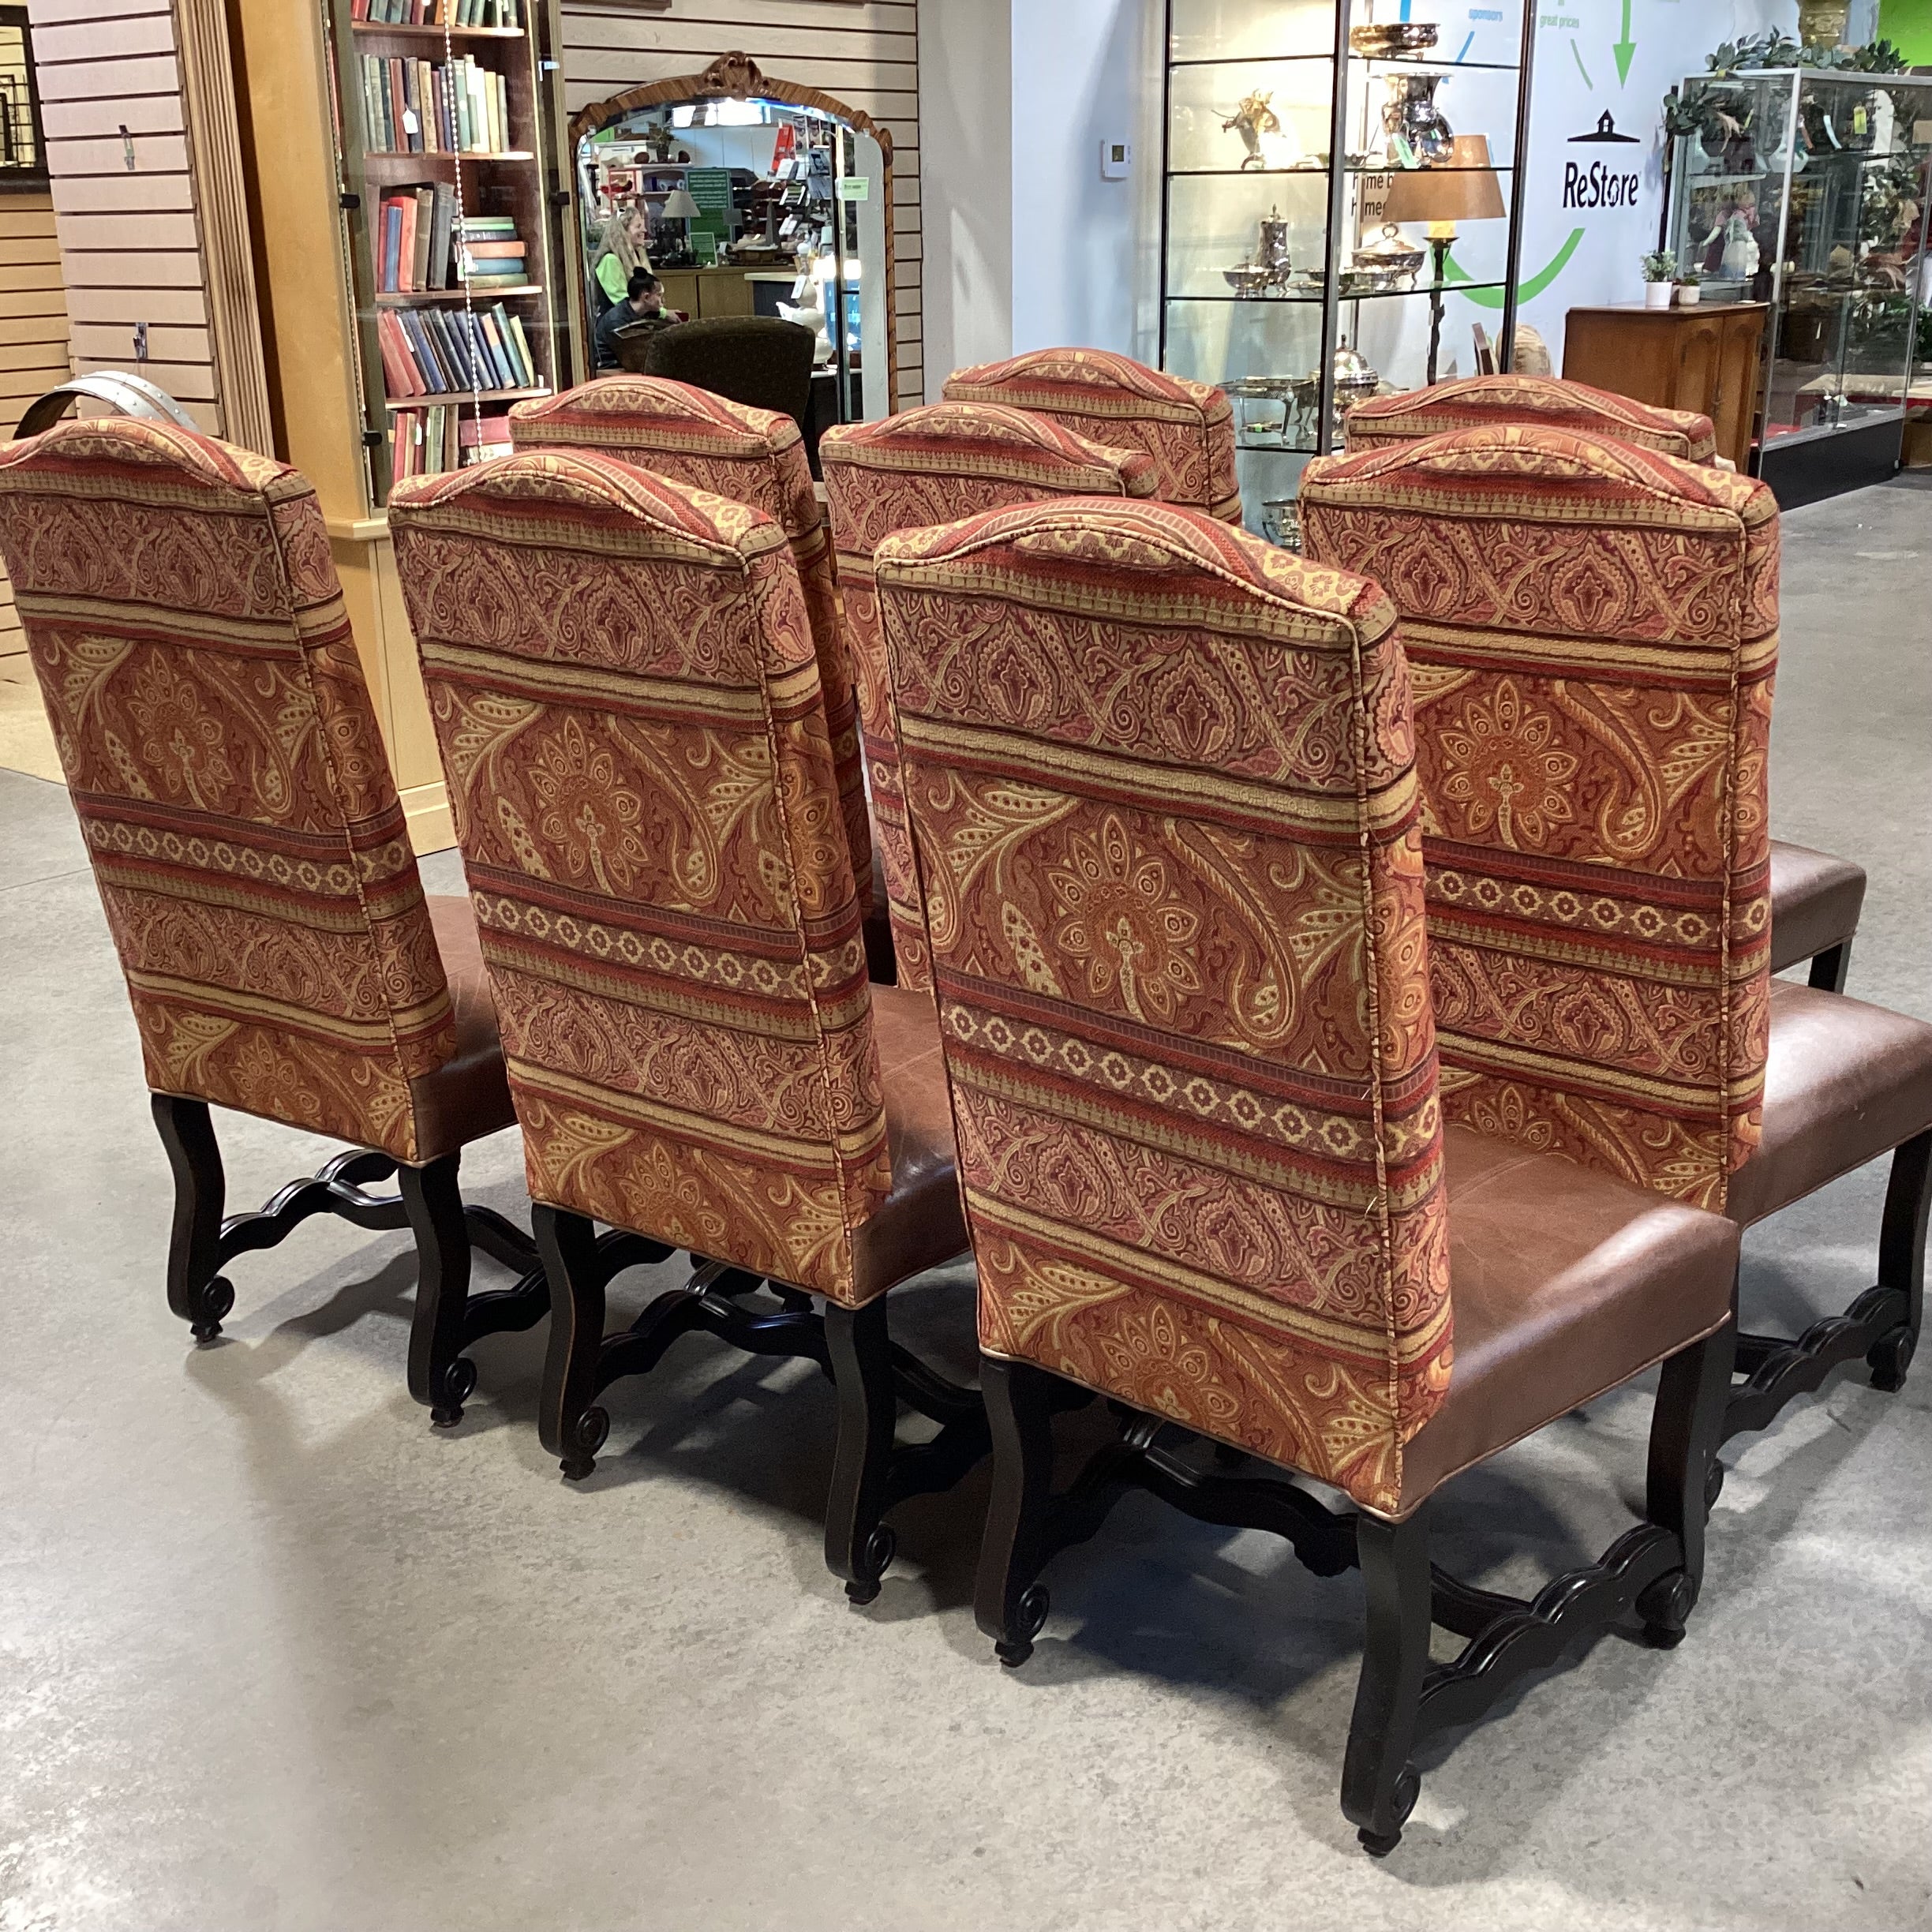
[429,1355,478,1429]
[844,1525,897,1606]
[1869,1325,1915,1393]
[995,1583,1050,1667]
[189,1275,235,1343]
[1357,1765,1418,1858]
[1636,1568,1697,1649]
[559,1405,608,1481]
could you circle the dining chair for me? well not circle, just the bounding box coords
[507,375,883,973]
[874,493,1740,1853]
[1341,373,1863,990]
[388,447,983,1600]
[0,416,534,1425]
[1301,425,1932,1463]
[820,400,1159,991]
[942,347,1241,522]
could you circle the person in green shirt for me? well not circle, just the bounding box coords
[593,204,652,309]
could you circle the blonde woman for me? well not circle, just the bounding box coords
[592,203,652,308]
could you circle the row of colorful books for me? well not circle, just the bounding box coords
[376,299,540,399]
[362,53,511,156]
[376,189,526,294]
[390,406,514,484]
[352,0,522,27]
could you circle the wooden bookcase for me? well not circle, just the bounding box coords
[322,0,571,506]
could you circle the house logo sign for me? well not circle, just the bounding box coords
[1563,110,1642,211]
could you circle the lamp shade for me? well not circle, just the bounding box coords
[661,188,702,220]
[1381,136,1507,224]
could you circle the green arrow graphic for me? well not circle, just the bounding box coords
[1613,0,1636,85]
[1443,229,1587,307]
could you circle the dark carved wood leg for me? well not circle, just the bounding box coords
[824,1296,900,1604]
[399,1154,475,1428]
[1870,1129,1930,1391]
[1342,1509,1432,1857]
[1638,1321,1736,1644]
[974,1355,1059,1666]
[1807,939,1852,994]
[151,1093,234,1342]
[534,1205,610,1481]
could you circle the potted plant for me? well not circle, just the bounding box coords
[1676,264,1703,305]
[1642,249,1677,309]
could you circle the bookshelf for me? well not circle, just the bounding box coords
[322,0,571,505]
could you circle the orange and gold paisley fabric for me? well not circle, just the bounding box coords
[821,401,1159,994]
[509,376,871,916]
[942,347,1241,522]
[875,496,1449,1514]
[1342,374,1718,464]
[388,448,893,1303]
[1301,425,1775,1211]
[0,417,456,1160]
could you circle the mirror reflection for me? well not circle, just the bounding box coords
[575,88,891,464]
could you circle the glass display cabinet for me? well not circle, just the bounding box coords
[1667,66,1932,500]
[320,0,574,508]
[1160,0,1537,537]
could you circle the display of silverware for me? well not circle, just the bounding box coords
[1350,223,1426,286]
[1382,69,1455,165]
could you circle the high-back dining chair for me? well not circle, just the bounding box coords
[1301,426,1932,1462]
[1342,373,1864,990]
[820,401,1159,991]
[387,448,980,1600]
[874,494,1739,1853]
[507,376,879,968]
[0,417,527,1425]
[942,346,1241,522]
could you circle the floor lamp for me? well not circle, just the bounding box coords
[1380,136,1507,386]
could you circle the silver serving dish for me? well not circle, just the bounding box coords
[1260,498,1303,551]
[1222,376,1297,399]
[1288,264,1409,298]
[1349,22,1439,58]
[1223,263,1274,297]
[1331,342,1380,397]
[1351,223,1426,285]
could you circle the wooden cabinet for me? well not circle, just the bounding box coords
[1562,303,1768,472]
[655,267,758,321]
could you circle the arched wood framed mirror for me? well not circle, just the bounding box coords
[567,54,899,432]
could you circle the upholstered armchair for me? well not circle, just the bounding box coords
[1301,425,1932,1467]
[388,448,983,1601]
[820,400,1159,991]
[875,494,1739,1853]
[507,376,883,972]
[0,417,532,1425]
[1340,373,1865,990]
[942,347,1241,522]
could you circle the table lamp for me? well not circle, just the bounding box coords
[661,185,702,264]
[1380,134,1507,384]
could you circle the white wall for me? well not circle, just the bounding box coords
[916,0,1014,393]
[1009,0,1163,361]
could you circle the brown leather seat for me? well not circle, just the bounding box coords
[1768,840,1866,978]
[1395,1128,1737,1515]
[1727,980,1932,1226]
[850,983,967,1301]
[414,895,517,1161]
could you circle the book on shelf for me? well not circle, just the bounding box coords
[378,296,539,397]
[351,0,522,26]
[391,403,515,482]
[360,52,511,155]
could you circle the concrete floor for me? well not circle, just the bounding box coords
[2,476,1930,1930]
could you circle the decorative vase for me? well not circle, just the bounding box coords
[1644,281,1674,309]
[1381,71,1454,166]
[1798,0,1851,47]
[1676,282,1702,306]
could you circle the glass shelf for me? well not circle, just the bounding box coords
[1170,163,1518,178]
[1170,53,1520,73]
[1168,280,1510,305]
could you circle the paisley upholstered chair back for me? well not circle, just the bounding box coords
[874,496,1450,1515]
[1301,425,1777,1212]
[820,400,1159,994]
[942,347,1242,523]
[388,449,892,1302]
[509,376,871,915]
[0,417,457,1162]
[1344,374,1718,464]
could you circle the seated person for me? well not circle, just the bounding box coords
[593,270,680,369]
